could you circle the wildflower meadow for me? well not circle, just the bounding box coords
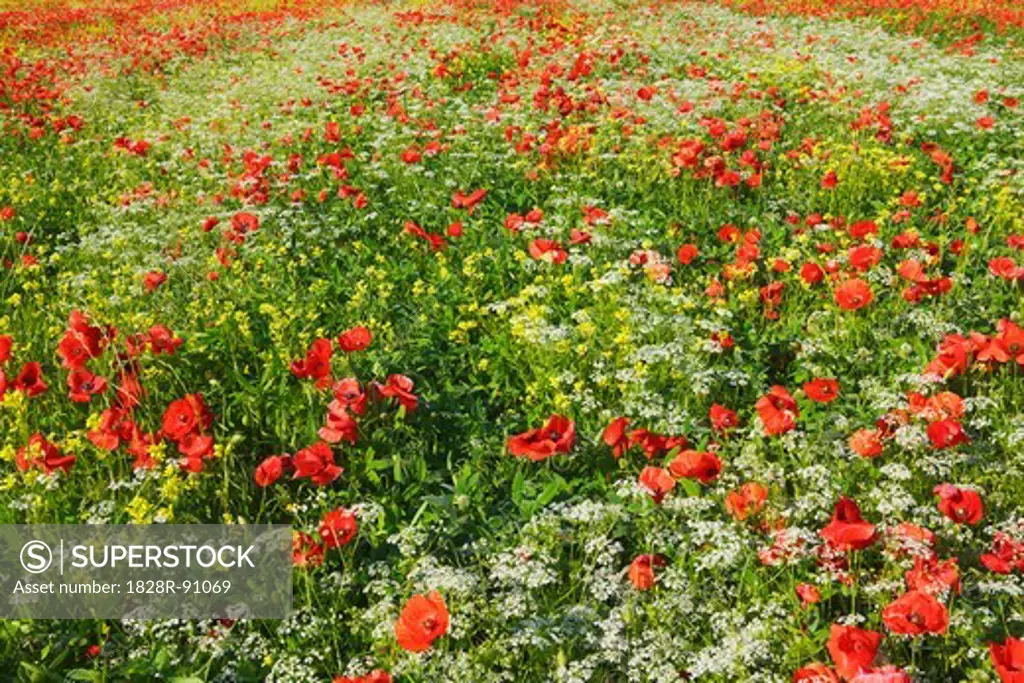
[0,0,1022,680]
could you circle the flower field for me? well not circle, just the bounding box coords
[1,0,1023,679]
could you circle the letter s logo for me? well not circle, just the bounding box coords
[20,541,52,574]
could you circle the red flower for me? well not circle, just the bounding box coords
[676,243,699,265]
[67,369,107,403]
[57,311,105,369]
[16,434,75,474]
[792,663,839,682]
[804,378,839,403]
[756,385,799,436]
[881,590,949,635]
[334,671,392,683]
[147,325,183,355]
[318,507,358,548]
[990,636,1024,683]
[725,482,768,521]
[800,262,825,285]
[980,533,1024,574]
[395,591,449,652]
[230,211,260,240]
[337,326,372,353]
[834,278,874,311]
[528,239,567,264]
[507,414,575,461]
[292,531,324,568]
[143,271,167,292]
[905,556,960,595]
[161,393,212,442]
[628,554,665,590]
[638,466,675,503]
[291,338,333,388]
[926,419,969,449]
[795,583,821,607]
[375,374,418,412]
[826,624,882,680]
[451,188,488,212]
[319,401,358,444]
[934,484,984,525]
[254,455,288,488]
[850,666,912,683]
[709,403,738,433]
[668,450,722,483]
[602,416,631,458]
[0,335,11,364]
[849,429,884,458]
[332,378,367,416]
[292,442,343,486]
[569,229,591,245]
[820,498,876,551]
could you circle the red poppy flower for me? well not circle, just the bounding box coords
[318,507,358,548]
[849,429,884,458]
[375,374,418,412]
[161,393,212,441]
[834,278,874,311]
[292,442,343,486]
[395,591,449,652]
[627,429,668,459]
[848,245,882,272]
[796,583,821,607]
[725,482,768,521]
[230,211,260,239]
[332,377,367,415]
[676,243,699,265]
[143,270,167,292]
[178,432,214,470]
[16,434,75,474]
[756,386,799,436]
[980,533,1024,574]
[826,624,882,680]
[147,325,183,355]
[668,450,722,483]
[934,484,984,525]
[334,671,392,683]
[850,666,912,683]
[628,554,665,590]
[602,416,631,458]
[57,312,105,369]
[0,335,11,364]
[319,401,358,444]
[905,556,960,595]
[254,455,288,488]
[67,369,107,403]
[569,229,591,245]
[292,531,324,568]
[709,403,738,433]
[291,338,333,388]
[882,590,949,635]
[638,466,675,503]
[507,414,575,461]
[528,239,567,264]
[990,636,1024,683]
[926,419,969,449]
[820,498,877,551]
[792,663,839,682]
[451,188,487,212]
[11,362,44,395]
[803,378,839,403]
[800,262,825,285]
